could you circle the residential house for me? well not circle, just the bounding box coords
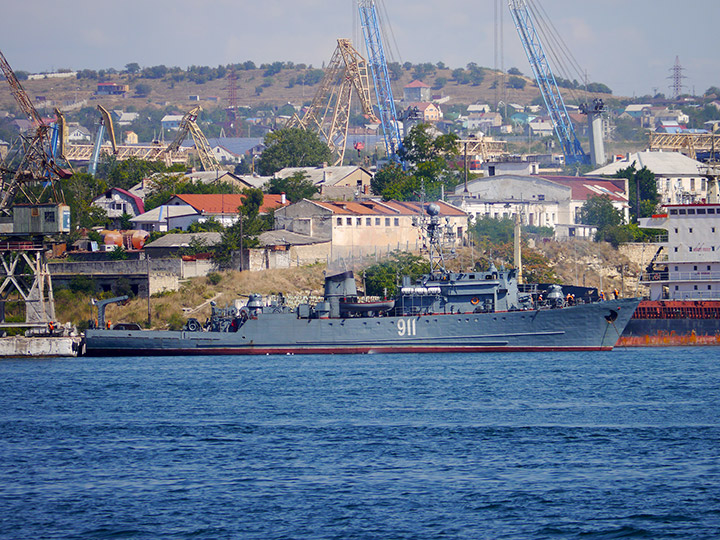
[403,80,431,103]
[112,111,140,126]
[528,118,554,137]
[161,115,184,131]
[408,102,442,123]
[67,124,92,143]
[589,151,708,205]
[274,199,467,258]
[96,83,129,96]
[274,165,373,200]
[91,188,145,229]
[131,193,290,232]
[448,174,628,239]
[182,137,264,165]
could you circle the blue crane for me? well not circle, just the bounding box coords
[508,0,588,165]
[357,0,403,161]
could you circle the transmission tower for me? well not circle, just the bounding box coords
[668,56,686,100]
[226,69,240,137]
[287,39,379,166]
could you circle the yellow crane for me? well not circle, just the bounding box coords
[163,106,221,171]
[288,39,379,166]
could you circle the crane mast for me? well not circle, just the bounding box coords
[508,0,588,165]
[357,0,402,160]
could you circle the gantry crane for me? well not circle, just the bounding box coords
[508,0,589,165]
[162,106,221,172]
[288,38,379,166]
[0,49,70,214]
[0,49,72,330]
[358,0,403,161]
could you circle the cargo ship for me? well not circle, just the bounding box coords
[84,204,640,356]
[619,202,720,346]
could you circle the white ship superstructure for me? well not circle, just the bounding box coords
[640,204,720,301]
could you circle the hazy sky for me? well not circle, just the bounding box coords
[2,0,717,98]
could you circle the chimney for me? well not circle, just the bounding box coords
[281,192,286,204]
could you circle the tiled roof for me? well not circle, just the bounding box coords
[404,80,430,88]
[312,200,466,217]
[542,176,627,202]
[172,193,289,214]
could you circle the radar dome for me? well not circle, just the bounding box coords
[426,203,440,216]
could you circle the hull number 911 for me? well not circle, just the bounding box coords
[397,318,417,336]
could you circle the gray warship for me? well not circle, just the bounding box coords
[84,204,640,356]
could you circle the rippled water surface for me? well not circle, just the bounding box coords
[1,348,720,539]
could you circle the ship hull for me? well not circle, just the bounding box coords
[618,300,720,347]
[84,298,639,356]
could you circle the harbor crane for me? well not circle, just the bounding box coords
[357,0,403,161]
[287,38,379,166]
[0,49,70,214]
[508,0,605,166]
[0,48,73,330]
[162,106,221,172]
[88,105,118,176]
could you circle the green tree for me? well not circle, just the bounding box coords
[96,156,169,190]
[60,172,109,229]
[614,164,659,222]
[213,189,269,269]
[125,62,140,74]
[256,128,333,176]
[265,172,319,202]
[134,83,151,97]
[580,194,625,244]
[364,252,430,297]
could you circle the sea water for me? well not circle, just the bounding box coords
[1,348,719,539]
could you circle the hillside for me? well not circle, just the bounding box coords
[0,64,614,119]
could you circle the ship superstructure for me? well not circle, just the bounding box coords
[619,203,720,346]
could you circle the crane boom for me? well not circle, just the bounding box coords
[508,0,588,165]
[287,39,378,165]
[358,0,402,160]
[164,106,221,172]
[0,49,69,213]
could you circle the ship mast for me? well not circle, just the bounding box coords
[417,203,456,274]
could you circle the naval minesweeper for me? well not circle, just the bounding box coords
[84,204,640,356]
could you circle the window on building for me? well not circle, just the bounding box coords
[44,212,55,223]
[698,208,706,214]
[709,208,716,214]
[366,218,372,226]
[694,265,698,271]
[674,228,678,234]
[356,218,362,226]
[709,285,713,290]
[675,285,679,291]
[375,217,380,226]
[385,218,390,226]
[689,228,693,233]
[688,209,696,215]
[346,217,352,226]
[691,178,696,191]
[674,247,678,252]
[337,218,342,226]
[394,218,400,226]
[708,266,712,271]
[694,285,698,290]
[690,247,693,252]
[675,266,679,271]
[670,209,678,215]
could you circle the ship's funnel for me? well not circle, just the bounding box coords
[324,271,357,298]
